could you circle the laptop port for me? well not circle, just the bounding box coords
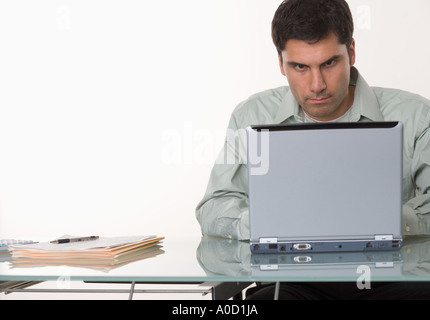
[293,243,312,251]
[366,242,374,248]
[269,244,278,250]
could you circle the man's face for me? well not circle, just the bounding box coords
[279,32,356,121]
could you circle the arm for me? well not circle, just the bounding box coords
[403,110,430,236]
[196,114,250,240]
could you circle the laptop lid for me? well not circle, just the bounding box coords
[247,122,403,252]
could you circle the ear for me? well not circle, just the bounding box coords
[349,39,356,67]
[278,53,286,76]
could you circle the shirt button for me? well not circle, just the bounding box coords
[405,226,411,233]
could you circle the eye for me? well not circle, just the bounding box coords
[324,59,337,68]
[294,64,308,72]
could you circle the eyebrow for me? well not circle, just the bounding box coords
[287,54,343,68]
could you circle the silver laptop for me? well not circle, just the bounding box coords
[247,122,403,253]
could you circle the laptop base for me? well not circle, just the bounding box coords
[250,239,402,254]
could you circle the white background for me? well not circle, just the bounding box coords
[0,0,429,241]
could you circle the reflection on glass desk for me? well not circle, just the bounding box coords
[250,251,403,280]
[1,236,430,283]
[197,236,430,282]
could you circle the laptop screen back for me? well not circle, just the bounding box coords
[247,122,403,243]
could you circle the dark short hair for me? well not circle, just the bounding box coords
[272,0,354,55]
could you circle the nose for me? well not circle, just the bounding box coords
[310,69,327,94]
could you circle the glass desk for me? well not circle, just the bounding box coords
[1,235,430,298]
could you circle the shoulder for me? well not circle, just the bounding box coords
[373,87,430,140]
[229,86,289,128]
[373,87,430,116]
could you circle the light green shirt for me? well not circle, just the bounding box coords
[196,68,430,240]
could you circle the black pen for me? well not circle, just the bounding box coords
[50,236,99,244]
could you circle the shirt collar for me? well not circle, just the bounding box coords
[274,67,384,124]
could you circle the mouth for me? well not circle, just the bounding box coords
[307,96,331,104]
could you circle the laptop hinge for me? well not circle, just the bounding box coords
[375,235,393,241]
[259,238,278,244]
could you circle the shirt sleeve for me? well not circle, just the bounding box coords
[403,108,430,236]
[195,113,250,240]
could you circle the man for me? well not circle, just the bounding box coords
[196,0,430,299]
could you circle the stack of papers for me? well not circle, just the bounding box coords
[9,235,164,270]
